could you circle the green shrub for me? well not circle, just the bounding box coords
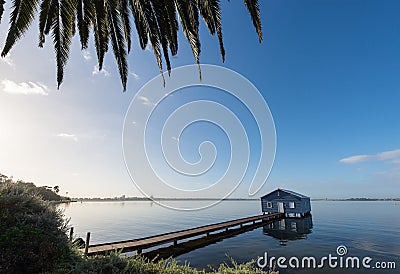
[0,182,70,273]
[54,252,276,274]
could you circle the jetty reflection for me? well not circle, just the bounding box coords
[263,215,313,245]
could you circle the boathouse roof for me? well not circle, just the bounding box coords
[261,188,309,199]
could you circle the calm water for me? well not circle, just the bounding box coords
[60,200,400,273]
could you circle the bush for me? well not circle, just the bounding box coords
[54,252,276,274]
[0,182,70,273]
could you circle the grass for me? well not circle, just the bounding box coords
[53,250,278,274]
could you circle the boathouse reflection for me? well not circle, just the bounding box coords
[263,215,313,245]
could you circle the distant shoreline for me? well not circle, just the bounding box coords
[312,198,400,201]
[70,197,400,202]
[71,198,259,202]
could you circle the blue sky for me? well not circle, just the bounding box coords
[1,0,400,199]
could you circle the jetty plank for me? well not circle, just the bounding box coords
[82,212,283,256]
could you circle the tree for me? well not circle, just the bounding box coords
[0,0,262,91]
[0,173,9,184]
[53,185,60,194]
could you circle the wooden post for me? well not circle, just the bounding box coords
[240,224,243,228]
[137,249,142,255]
[69,227,74,241]
[173,239,178,246]
[225,227,228,232]
[206,232,210,237]
[84,232,91,256]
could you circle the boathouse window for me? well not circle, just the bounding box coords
[289,202,295,208]
[267,202,273,208]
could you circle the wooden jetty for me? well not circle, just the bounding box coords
[81,212,283,256]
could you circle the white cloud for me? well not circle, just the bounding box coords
[376,149,400,161]
[339,155,372,164]
[1,54,14,67]
[1,79,49,95]
[137,95,155,106]
[82,50,92,60]
[340,149,400,164]
[57,133,78,142]
[92,65,110,77]
[130,71,140,80]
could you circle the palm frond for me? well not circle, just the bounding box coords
[38,0,54,47]
[50,0,75,88]
[244,0,262,42]
[60,0,76,59]
[107,0,128,90]
[198,0,225,61]
[118,0,131,53]
[42,0,57,37]
[2,0,40,57]
[76,0,92,49]
[0,0,6,24]
[93,0,108,70]
[0,0,263,90]
[151,0,172,74]
[51,0,61,86]
[211,1,224,62]
[161,0,178,56]
[174,0,201,77]
[129,0,148,50]
[138,0,164,83]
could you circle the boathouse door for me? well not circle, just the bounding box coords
[278,202,285,213]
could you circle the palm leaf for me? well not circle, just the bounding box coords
[174,0,201,77]
[107,0,128,90]
[161,0,178,56]
[76,0,92,49]
[211,0,225,62]
[129,0,148,50]
[42,0,57,36]
[0,0,263,90]
[0,0,6,24]
[118,0,131,53]
[51,0,75,88]
[50,0,61,86]
[1,0,40,57]
[198,0,225,61]
[60,0,76,57]
[93,0,108,70]
[137,0,164,83]
[38,0,55,47]
[151,0,172,74]
[244,0,262,42]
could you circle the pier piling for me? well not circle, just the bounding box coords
[84,232,91,256]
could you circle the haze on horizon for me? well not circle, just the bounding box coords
[1,0,400,199]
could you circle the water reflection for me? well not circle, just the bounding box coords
[263,215,313,245]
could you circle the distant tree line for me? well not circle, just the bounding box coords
[0,173,68,202]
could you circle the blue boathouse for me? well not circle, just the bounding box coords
[261,189,311,218]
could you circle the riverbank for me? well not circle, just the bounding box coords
[1,180,278,273]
